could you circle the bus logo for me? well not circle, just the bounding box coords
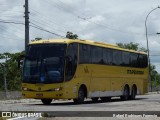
[127,70,144,75]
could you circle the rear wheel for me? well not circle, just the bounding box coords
[73,87,85,104]
[120,85,130,101]
[41,99,52,105]
[130,86,137,100]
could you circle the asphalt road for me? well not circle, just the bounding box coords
[1,93,160,120]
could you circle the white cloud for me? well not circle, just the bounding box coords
[80,32,95,40]
[0,0,160,72]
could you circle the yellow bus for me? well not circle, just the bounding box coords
[22,39,148,104]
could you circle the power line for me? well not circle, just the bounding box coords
[29,8,73,32]
[52,0,158,36]
[30,18,67,33]
[0,19,65,38]
[0,20,24,25]
[30,22,65,38]
[0,24,23,40]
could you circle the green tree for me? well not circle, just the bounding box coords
[66,31,78,39]
[35,37,42,41]
[117,42,148,53]
[0,51,24,91]
[116,42,139,51]
[150,65,160,86]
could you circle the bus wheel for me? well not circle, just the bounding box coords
[73,87,85,104]
[91,97,99,102]
[41,99,52,105]
[100,97,111,102]
[120,85,129,101]
[130,85,137,100]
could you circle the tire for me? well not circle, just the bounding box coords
[41,99,52,105]
[100,97,111,102]
[130,86,137,100]
[91,97,99,102]
[120,85,129,101]
[73,87,85,104]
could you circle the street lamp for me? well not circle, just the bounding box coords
[145,6,160,92]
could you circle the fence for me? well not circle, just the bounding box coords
[0,91,21,100]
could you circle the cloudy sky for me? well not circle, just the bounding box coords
[0,0,160,72]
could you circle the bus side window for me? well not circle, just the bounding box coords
[79,44,91,64]
[138,54,148,68]
[113,50,122,66]
[122,52,130,66]
[130,53,138,67]
[103,48,113,65]
[65,43,78,81]
[91,46,103,64]
[143,55,148,68]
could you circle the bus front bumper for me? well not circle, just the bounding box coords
[22,91,64,99]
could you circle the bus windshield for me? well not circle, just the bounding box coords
[23,44,66,84]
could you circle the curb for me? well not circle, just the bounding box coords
[146,91,160,95]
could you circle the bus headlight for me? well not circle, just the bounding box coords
[22,87,33,91]
[50,87,62,91]
[22,87,28,91]
[55,88,60,91]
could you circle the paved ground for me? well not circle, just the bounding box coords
[0,93,160,120]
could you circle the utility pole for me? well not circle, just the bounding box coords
[24,0,29,52]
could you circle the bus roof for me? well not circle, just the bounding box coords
[30,39,147,55]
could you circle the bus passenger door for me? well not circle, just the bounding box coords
[64,43,78,98]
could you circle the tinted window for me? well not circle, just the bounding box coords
[143,55,148,68]
[103,48,113,65]
[122,52,130,66]
[130,53,138,67]
[138,54,148,68]
[113,50,122,65]
[23,44,66,84]
[91,46,103,64]
[79,44,91,64]
[79,43,147,68]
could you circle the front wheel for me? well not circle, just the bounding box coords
[41,99,52,105]
[73,87,85,104]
